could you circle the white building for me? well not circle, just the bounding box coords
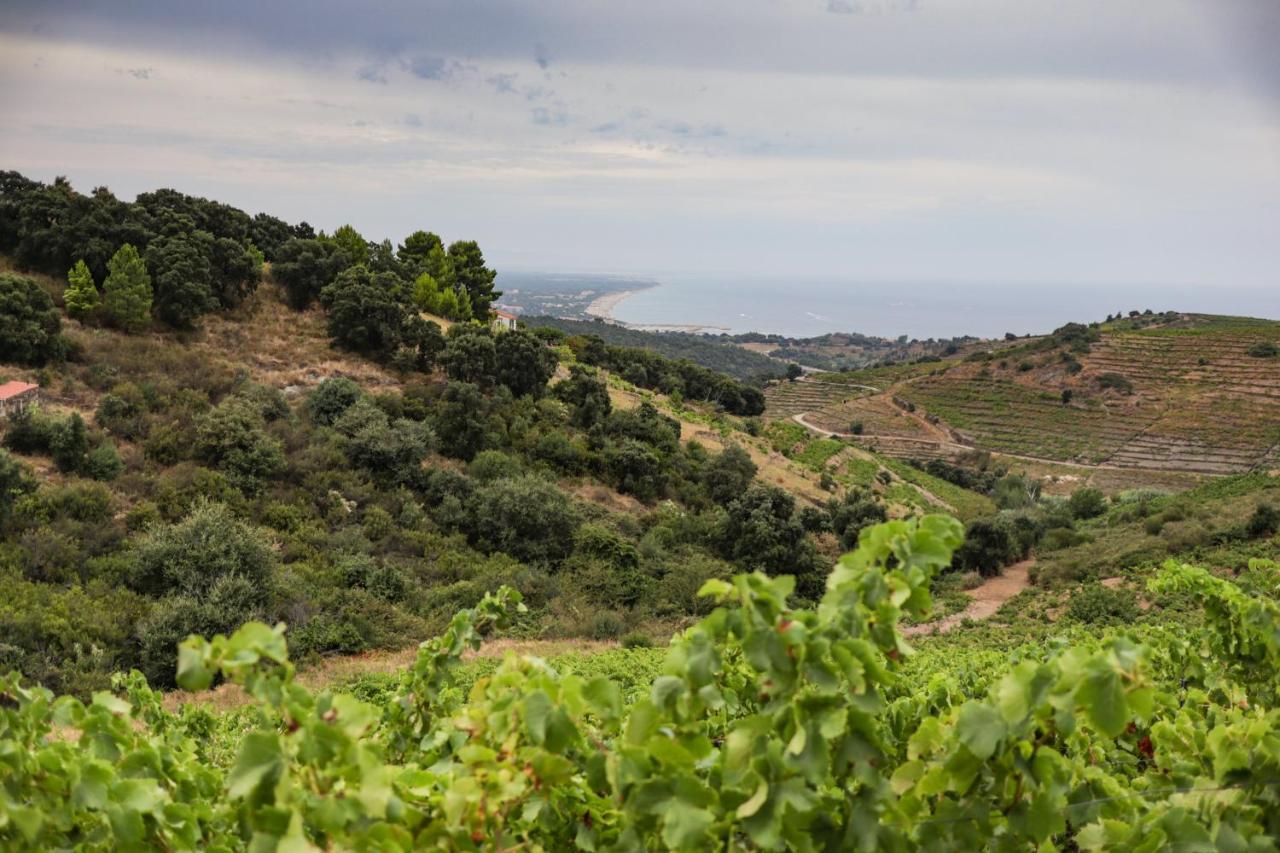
[0,381,39,418]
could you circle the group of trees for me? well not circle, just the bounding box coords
[534,327,766,416]
[0,171,500,341]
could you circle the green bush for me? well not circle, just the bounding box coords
[1067,487,1107,520]
[1064,583,1141,625]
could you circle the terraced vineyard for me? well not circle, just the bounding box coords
[761,379,874,418]
[898,375,1157,465]
[765,315,1280,478]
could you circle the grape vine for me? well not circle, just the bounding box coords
[3,519,1279,849]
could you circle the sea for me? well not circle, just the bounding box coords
[608,274,1280,340]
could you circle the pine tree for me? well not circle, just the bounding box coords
[64,259,100,321]
[412,273,442,314]
[102,243,153,332]
[455,287,474,322]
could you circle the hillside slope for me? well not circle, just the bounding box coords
[768,313,1280,481]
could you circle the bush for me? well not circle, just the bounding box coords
[1066,487,1107,520]
[1064,583,1141,626]
[621,632,654,649]
[194,399,285,492]
[1246,341,1278,358]
[0,272,66,365]
[81,442,124,481]
[307,376,362,426]
[129,501,274,601]
[591,611,625,640]
[1246,504,1279,539]
[466,475,582,564]
[1096,372,1133,395]
[952,516,1019,577]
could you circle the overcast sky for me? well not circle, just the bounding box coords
[1,0,1277,297]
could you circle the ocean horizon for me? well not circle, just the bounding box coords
[605,275,1280,340]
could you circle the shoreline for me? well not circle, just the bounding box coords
[584,287,647,321]
[582,285,731,334]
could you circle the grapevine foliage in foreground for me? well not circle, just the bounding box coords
[3,518,1280,849]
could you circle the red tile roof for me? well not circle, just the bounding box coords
[0,381,38,401]
[494,309,518,320]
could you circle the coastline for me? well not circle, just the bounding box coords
[584,287,646,321]
[582,283,730,334]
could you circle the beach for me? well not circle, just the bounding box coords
[584,288,644,321]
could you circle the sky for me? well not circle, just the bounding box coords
[1,0,1278,303]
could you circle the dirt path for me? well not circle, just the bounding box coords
[902,559,1034,636]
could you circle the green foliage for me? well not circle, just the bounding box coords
[63,259,99,320]
[306,376,362,426]
[1064,582,1141,625]
[446,239,500,315]
[0,272,65,365]
[553,364,612,429]
[701,444,757,507]
[466,474,582,563]
[145,234,218,328]
[1067,486,1108,520]
[9,520,1280,848]
[101,243,153,332]
[495,329,557,397]
[0,449,35,524]
[1246,340,1278,358]
[48,412,89,474]
[1096,371,1134,395]
[194,398,285,492]
[272,237,349,309]
[440,325,498,385]
[320,265,411,358]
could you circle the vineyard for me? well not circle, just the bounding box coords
[4,516,1280,849]
[765,315,1280,481]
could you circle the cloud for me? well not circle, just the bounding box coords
[403,113,422,127]
[531,105,569,126]
[355,62,386,84]
[115,66,154,79]
[533,41,551,69]
[826,0,920,13]
[486,72,518,94]
[405,54,449,80]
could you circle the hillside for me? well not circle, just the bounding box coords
[768,313,1280,487]
[525,314,787,381]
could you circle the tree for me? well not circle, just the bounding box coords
[719,484,811,576]
[440,326,498,385]
[320,265,410,358]
[0,449,35,525]
[64,259,100,321]
[332,399,434,478]
[397,230,444,276]
[827,487,887,549]
[210,236,263,308]
[553,365,612,429]
[399,315,445,371]
[249,212,294,261]
[146,234,218,328]
[325,224,369,266]
[447,240,501,316]
[194,399,285,492]
[953,516,1019,576]
[272,238,349,309]
[102,243,153,332]
[129,501,274,686]
[433,382,489,461]
[307,377,363,426]
[605,439,667,501]
[0,272,66,364]
[1061,389,1074,405]
[466,474,582,563]
[701,445,757,507]
[1067,487,1108,520]
[786,363,803,382]
[49,412,89,473]
[495,330,557,397]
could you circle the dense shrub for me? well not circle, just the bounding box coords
[1064,583,1141,625]
[952,516,1019,576]
[1067,487,1108,520]
[194,398,285,492]
[0,272,66,365]
[466,475,582,564]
